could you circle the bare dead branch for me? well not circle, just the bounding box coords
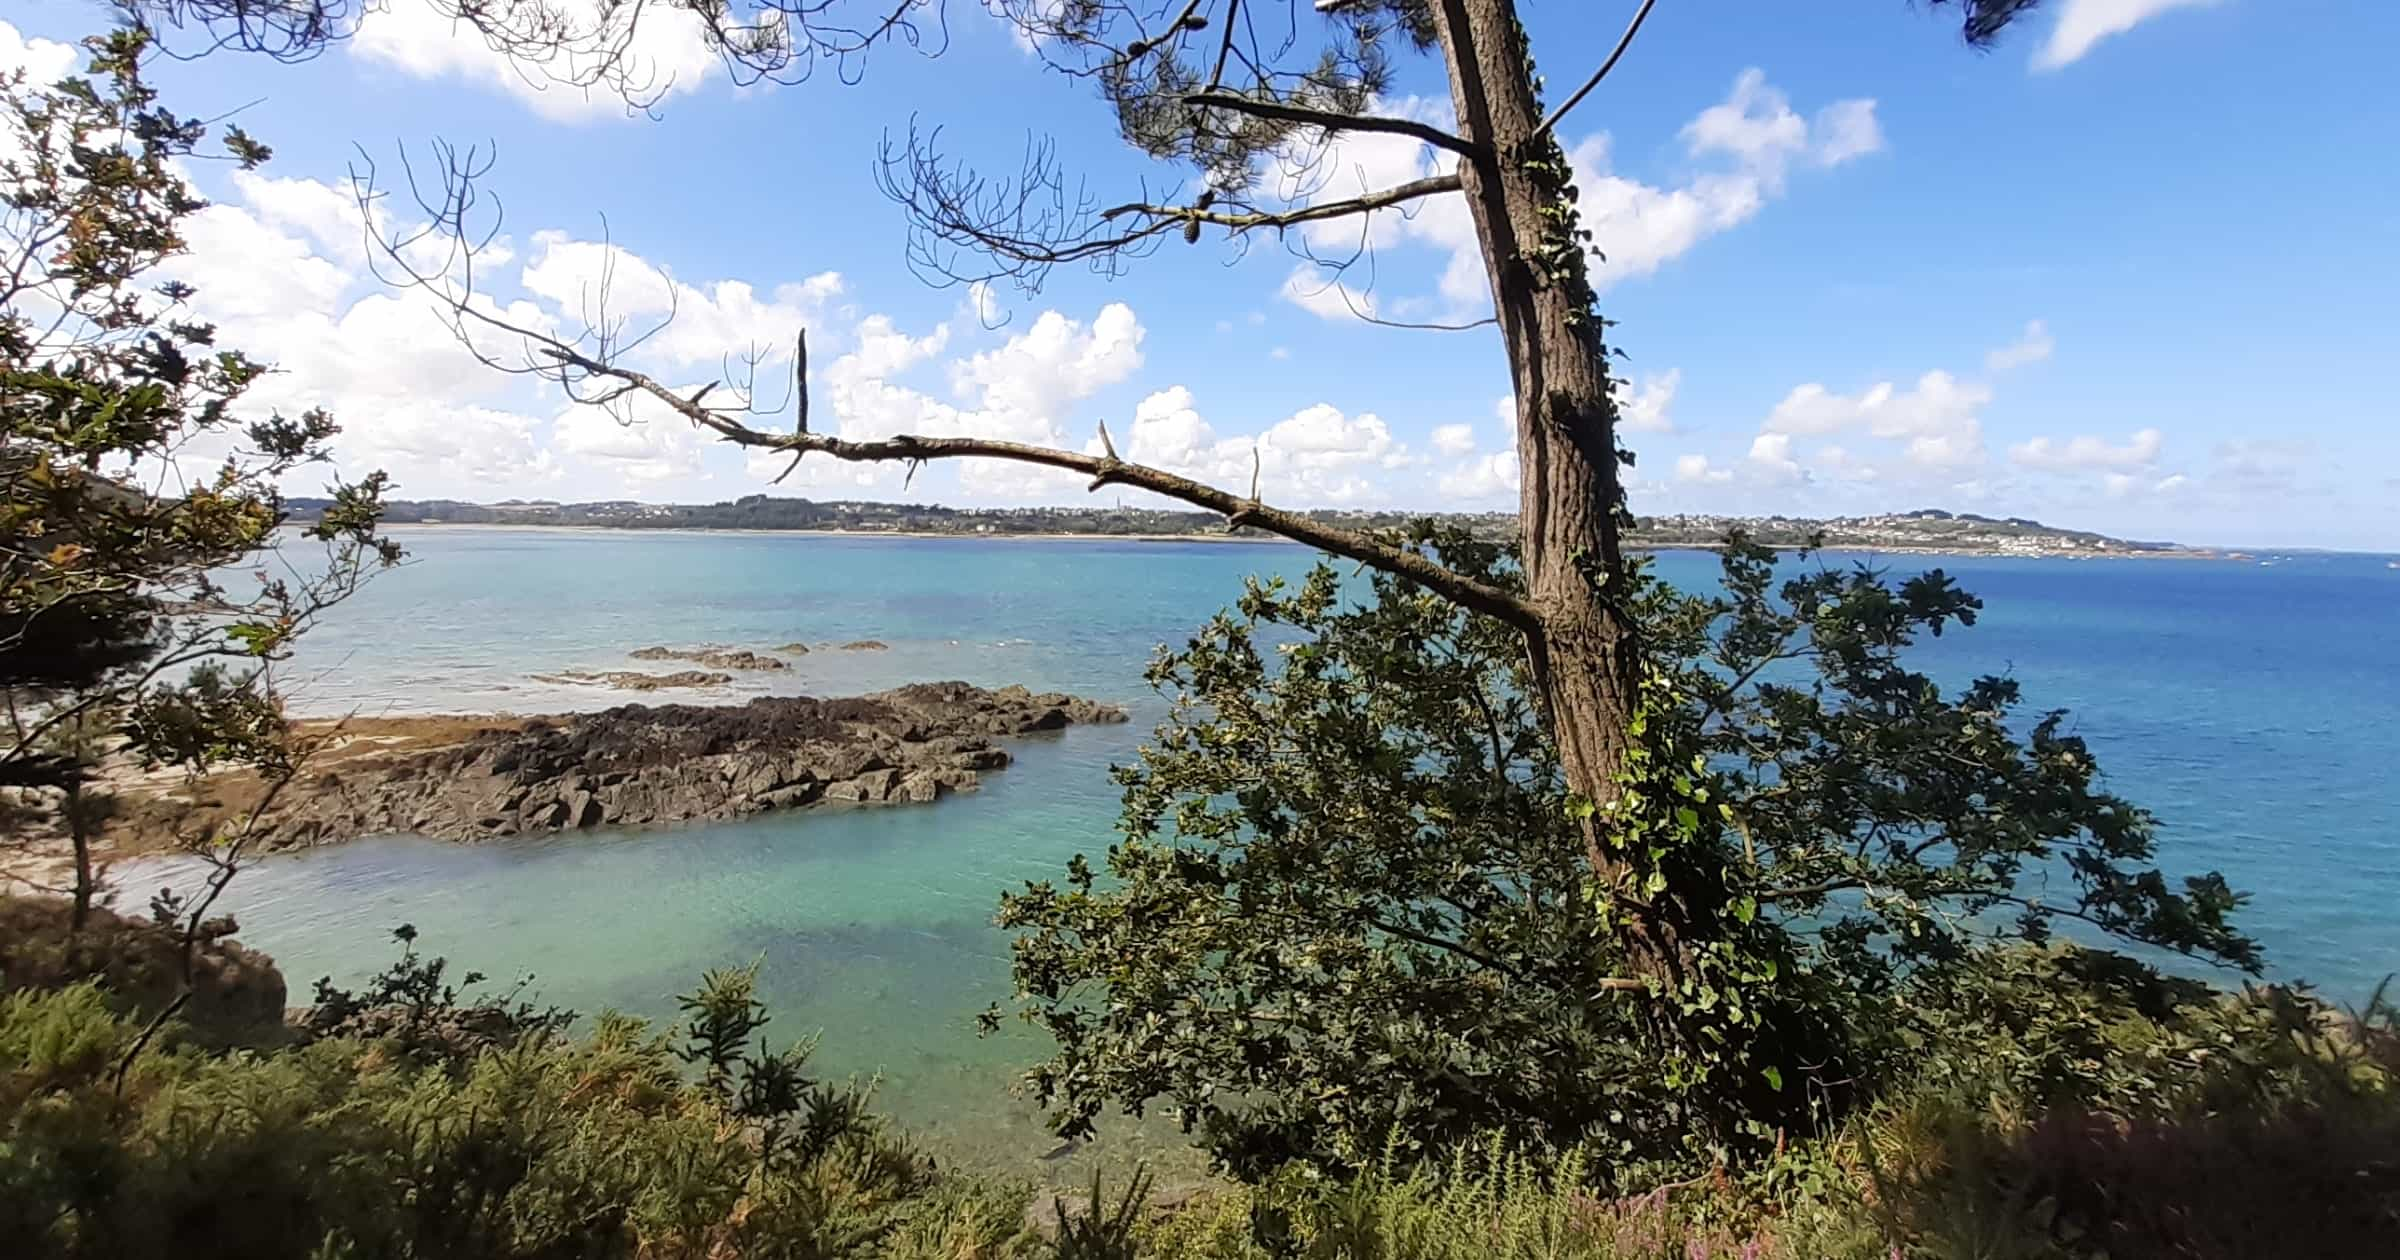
[794,329,811,433]
[525,338,1535,627]
[1206,0,1241,89]
[1535,0,1659,140]
[1185,90,1486,161]
[1099,171,1461,234]
[131,0,951,105]
[1354,310,1498,332]
[1323,273,1497,332]
[354,138,1534,627]
[882,120,1459,291]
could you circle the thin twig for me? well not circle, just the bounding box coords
[1535,0,1660,140]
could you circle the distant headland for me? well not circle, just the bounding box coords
[291,495,2210,559]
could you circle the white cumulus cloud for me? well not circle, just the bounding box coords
[351,1,722,122]
[2010,428,2165,471]
[554,391,710,484]
[1618,370,1680,434]
[1748,432,1806,483]
[1764,371,1992,471]
[518,231,840,368]
[1438,451,1520,502]
[1280,72,1881,322]
[1112,387,1419,505]
[1674,453,1733,484]
[1279,262,1377,321]
[2036,0,2220,71]
[771,302,1144,499]
[1985,319,2055,372]
[0,22,75,83]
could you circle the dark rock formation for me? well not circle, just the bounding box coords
[774,642,812,655]
[260,682,1127,846]
[836,640,889,651]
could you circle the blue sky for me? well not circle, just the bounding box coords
[7,0,2394,549]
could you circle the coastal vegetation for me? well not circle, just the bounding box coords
[5,899,2396,1258]
[0,26,393,992]
[4,7,2395,1260]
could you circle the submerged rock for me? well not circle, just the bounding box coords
[534,669,733,691]
[836,640,889,651]
[628,646,790,671]
[232,682,1128,846]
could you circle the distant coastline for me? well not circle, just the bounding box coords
[377,522,1298,546]
[364,518,2228,561]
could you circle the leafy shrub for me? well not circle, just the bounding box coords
[995,533,2257,1178]
[298,923,571,1065]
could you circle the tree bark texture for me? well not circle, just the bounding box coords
[1428,0,1641,874]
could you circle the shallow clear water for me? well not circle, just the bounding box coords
[118,528,2400,1172]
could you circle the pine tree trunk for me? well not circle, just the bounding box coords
[1424,0,1719,998]
[1427,0,1642,870]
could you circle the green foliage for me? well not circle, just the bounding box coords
[298,923,574,1064]
[997,529,1650,1176]
[1133,1139,1861,1260]
[1122,981,2400,1260]
[0,953,1005,1259]
[0,27,395,852]
[996,529,2257,1179]
[1051,1165,1155,1260]
[880,1176,1044,1260]
[1642,536,2256,977]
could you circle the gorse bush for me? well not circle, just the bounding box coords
[1126,983,2400,1260]
[0,946,991,1260]
[1146,1140,1838,1260]
[1854,983,2400,1259]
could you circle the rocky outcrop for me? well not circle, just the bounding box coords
[629,646,790,670]
[0,899,289,1048]
[836,640,889,651]
[534,669,733,691]
[255,682,1127,846]
[774,642,812,655]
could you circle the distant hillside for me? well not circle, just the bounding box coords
[286,495,2201,557]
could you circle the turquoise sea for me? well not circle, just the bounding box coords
[121,527,2400,1172]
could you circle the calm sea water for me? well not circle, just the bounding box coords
[121,527,2400,1172]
